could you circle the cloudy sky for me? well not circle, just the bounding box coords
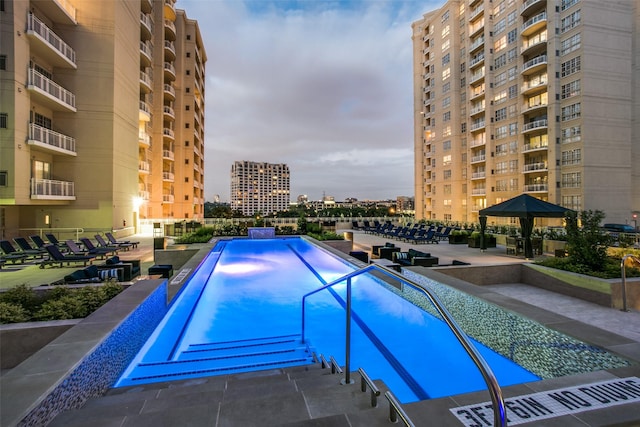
[179,0,445,202]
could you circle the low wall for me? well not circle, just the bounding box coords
[0,320,80,370]
[153,248,200,272]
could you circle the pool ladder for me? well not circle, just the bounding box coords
[302,264,507,427]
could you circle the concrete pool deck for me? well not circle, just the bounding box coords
[1,230,639,426]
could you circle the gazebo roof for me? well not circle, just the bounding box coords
[479,194,572,218]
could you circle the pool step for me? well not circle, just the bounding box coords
[117,334,315,387]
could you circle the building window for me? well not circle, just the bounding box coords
[186,52,191,58]
[561,9,581,32]
[442,25,450,38]
[561,148,581,165]
[187,34,191,40]
[495,71,507,87]
[443,82,451,93]
[443,170,452,179]
[509,122,518,135]
[562,195,582,211]
[185,177,189,183]
[443,111,451,122]
[496,161,507,174]
[562,172,582,188]
[561,80,581,99]
[508,84,518,99]
[561,33,581,56]
[442,125,451,137]
[442,96,451,108]
[495,54,506,69]
[561,56,581,77]
[561,125,581,143]
[185,195,189,201]
[0,113,7,129]
[186,88,190,93]
[507,29,518,44]
[494,90,507,105]
[0,171,7,187]
[461,122,466,133]
[186,105,190,110]
[507,66,517,81]
[495,125,508,139]
[494,18,506,35]
[443,140,451,150]
[442,39,450,51]
[561,0,580,11]
[442,53,450,66]
[561,103,581,121]
[186,70,190,75]
[495,107,507,122]
[509,159,518,172]
[443,155,452,166]
[185,123,190,128]
[442,67,451,80]
[507,10,517,26]
[494,35,507,52]
[0,55,6,70]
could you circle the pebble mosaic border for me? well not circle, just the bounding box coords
[399,269,631,379]
[18,283,168,427]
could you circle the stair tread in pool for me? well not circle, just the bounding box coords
[183,334,302,356]
[119,335,315,386]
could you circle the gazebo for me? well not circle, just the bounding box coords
[479,194,574,259]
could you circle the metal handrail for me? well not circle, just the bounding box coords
[385,391,415,426]
[621,255,640,312]
[300,264,507,426]
[358,367,380,407]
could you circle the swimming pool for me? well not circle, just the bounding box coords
[116,237,624,402]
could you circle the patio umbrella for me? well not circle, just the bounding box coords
[479,194,573,258]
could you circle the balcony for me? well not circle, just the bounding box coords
[162,149,175,160]
[470,103,485,116]
[26,13,76,68]
[471,154,486,163]
[469,4,484,22]
[27,68,76,112]
[521,0,546,16]
[522,119,548,133]
[470,120,486,132]
[140,41,152,66]
[472,188,486,196]
[163,194,175,203]
[522,11,547,37]
[524,183,548,193]
[31,178,75,200]
[141,0,152,13]
[140,12,153,39]
[470,87,485,101]
[138,190,150,201]
[164,62,176,81]
[521,32,547,56]
[469,20,484,38]
[139,101,151,121]
[523,162,548,173]
[164,0,177,21]
[140,70,152,93]
[469,35,485,54]
[139,130,150,147]
[164,20,176,40]
[162,172,175,182]
[523,140,549,152]
[36,0,77,25]
[521,76,547,95]
[522,99,548,114]
[163,105,175,119]
[471,171,486,180]
[469,69,485,84]
[164,84,176,100]
[163,128,175,140]
[139,161,150,174]
[28,123,76,156]
[164,40,176,61]
[521,54,547,75]
[469,52,485,69]
[470,137,486,148]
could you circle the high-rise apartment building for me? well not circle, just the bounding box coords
[0,0,205,238]
[412,0,639,225]
[231,161,291,216]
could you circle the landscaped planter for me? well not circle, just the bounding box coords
[320,239,353,254]
[448,234,468,244]
[468,235,496,248]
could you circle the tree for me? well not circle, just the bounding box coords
[564,210,612,272]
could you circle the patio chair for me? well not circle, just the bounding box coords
[1,240,40,260]
[40,244,96,268]
[79,238,119,257]
[14,237,47,258]
[30,235,48,249]
[66,239,113,259]
[95,234,132,251]
[105,232,139,249]
[0,240,29,264]
[45,233,69,250]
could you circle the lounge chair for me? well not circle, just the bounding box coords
[79,237,119,257]
[409,229,438,244]
[436,226,453,241]
[0,240,29,264]
[45,233,69,250]
[105,232,139,249]
[30,235,48,249]
[14,237,47,258]
[40,244,96,268]
[1,240,40,260]
[95,234,132,251]
[66,240,113,259]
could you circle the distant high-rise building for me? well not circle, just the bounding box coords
[0,0,205,237]
[230,161,290,216]
[412,0,639,225]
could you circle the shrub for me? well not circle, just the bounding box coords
[0,284,41,312]
[565,210,611,273]
[0,302,30,323]
[34,296,88,321]
[307,231,344,241]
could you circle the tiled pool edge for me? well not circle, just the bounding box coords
[0,279,168,427]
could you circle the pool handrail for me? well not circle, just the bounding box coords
[300,264,507,427]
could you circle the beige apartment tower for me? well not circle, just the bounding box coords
[231,161,291,216]
[412,0,639,226]
[0,0,205,239]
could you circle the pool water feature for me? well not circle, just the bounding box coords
[117,237,542,402]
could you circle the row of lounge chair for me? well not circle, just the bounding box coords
[0,233,139,268]
[359,221,456,244]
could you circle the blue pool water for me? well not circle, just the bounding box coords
[116,237,539,402]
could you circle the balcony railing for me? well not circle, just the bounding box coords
[140,12,153,33]
[523,100,548,112]
[523,11,547,33]
[31,178,75,199]
[140,70,152,88]
[524,183,548,192]
[140,41,152,60]
[470,120,486,131]
[522,119,548,132]
[164,20,176,35]
[163,105,175,117]
[470,137,486,147]
[164,40,176,55]
[139,130,150,146]
[470,70,485,83]
[522,77,547,93]
[472,188,486,195]
[163,128,175,139]
[139,101,151,116]
[28,123,76,154]
[163,194,175,203]
[163,172,175,181]
[469,35,485,52]
[162,149,175,160]
[523,162,548,172]
[470,103,485,115]
[469,4,484,21]
[164,84,176,97]
[28,68,76,111]
[139,190,150,201]
[164,62,176,77]
[522,0,544,14]
[523,141,548,152]
[472,171,486,179]
[470,53,485,68]
[27,13,76,66]
[139,161,150,173]
[471,154,486,163]
[522,55,547,72]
